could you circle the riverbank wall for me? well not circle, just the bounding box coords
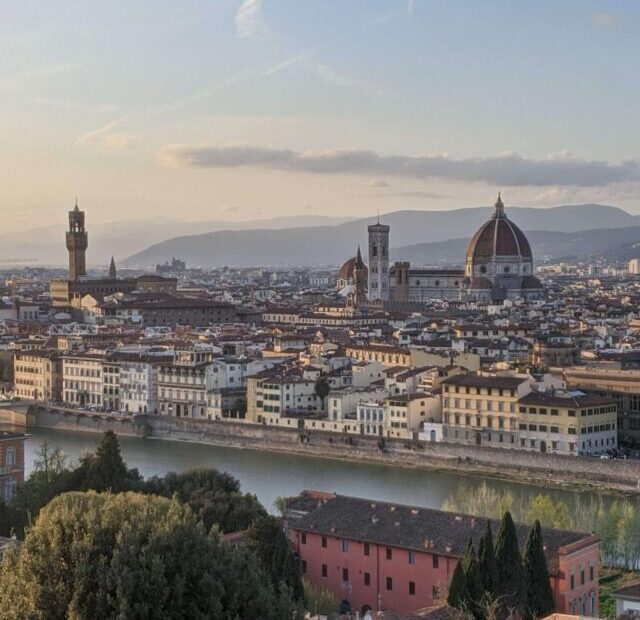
[6,405,640,494]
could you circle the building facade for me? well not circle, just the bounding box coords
[563,366,640,446]
[286,491,600,616]
[62,352,105,407]
[0,432,26,503]
[13,351,62,401]
[441,374,530,447]
[518,391,617,456]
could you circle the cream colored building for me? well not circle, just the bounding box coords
[384,392,441,439]
[246,370,321,424]
[518,390,617,456]
[442,374,531,447]
[62,352,105,407]
[13,351,62,401]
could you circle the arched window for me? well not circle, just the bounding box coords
[372,244,377,257]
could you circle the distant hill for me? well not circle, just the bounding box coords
[123,204,639,268]
[0,214,355,266]
[393,226,640,265]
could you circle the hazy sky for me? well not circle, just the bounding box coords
[1,0,639,232]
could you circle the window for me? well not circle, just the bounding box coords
[5,448,15,467]
[409,581,416,595]
[301,560,307,573]
[570,573,574,589]
[386,547,392,560]
[581,568,585,586]
[342,568,349,582]
[408,550,415,565]
[322,564,327,578]
[590,565,594,581]
[433,554,439,568]
[386,577,393,591]
[364,542,370,556]
[321,536,327,548]
[364,572,371,586]
[301,533,306,545]
[433,586,440,600]
[342,540,349,553]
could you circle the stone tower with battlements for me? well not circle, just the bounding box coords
[66,199,88,280]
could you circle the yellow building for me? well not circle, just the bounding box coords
[13,351,62,401]
[518,390,617,456]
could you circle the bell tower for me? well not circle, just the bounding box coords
[66,198,88,280]
[367,216,390,301]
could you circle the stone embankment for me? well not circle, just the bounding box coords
[4,404,640,494]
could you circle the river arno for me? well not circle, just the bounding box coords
[21,426,634,517]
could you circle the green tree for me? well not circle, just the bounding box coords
[448,560,471,610]
[462,538,484,618]
[303,579,339,617]
[314,377,330,408]
[494,511,527,616]
[246,515,305,603]
[478,520,499,599]
[0,491,301,620]
[33,441,67,482]
[75,430,132,493]
[523,520,554,619]
[525,495,573,530]
[273,496,288,516]
[230,397,247,418]
[462,538,482,597]
[144,469,267,533]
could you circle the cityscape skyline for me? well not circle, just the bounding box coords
[1,0,640,233]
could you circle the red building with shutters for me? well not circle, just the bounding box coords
[285,491,599,616]
[0,431,26,502]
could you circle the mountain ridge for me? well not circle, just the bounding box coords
[123,204,639,268]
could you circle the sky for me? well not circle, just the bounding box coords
[1,0,639,232]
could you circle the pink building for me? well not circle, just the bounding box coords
[286,491,599,616]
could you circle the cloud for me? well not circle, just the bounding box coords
[159,144,640,188]
[592,12,617,27]
[262,53,360,88]
[368,179,389,188]
[235,0,270,39]
[262,54,308,77]
[386,190,449,200]
[75,119,133,150]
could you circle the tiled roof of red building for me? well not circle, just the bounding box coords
[287,492,596,576]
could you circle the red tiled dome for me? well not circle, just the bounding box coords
[337,256,368,280]
[466,195,532,262]
[469,276,492,290]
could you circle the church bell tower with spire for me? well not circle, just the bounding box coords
[66,198,88,280]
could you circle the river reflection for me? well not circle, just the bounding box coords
[21,426,634,520]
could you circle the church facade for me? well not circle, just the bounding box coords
[337,194,543,305]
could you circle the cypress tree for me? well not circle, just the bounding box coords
[523,520,554,618]
[478,520,499,598]
[448,560,470,610]
[462,538,484,602]
[494,511,527,615]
